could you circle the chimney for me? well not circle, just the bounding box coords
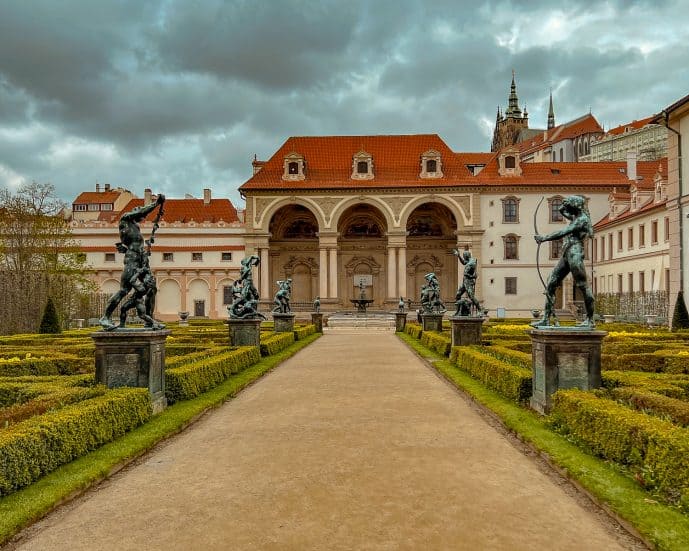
[144,188,152,205]
[626,151,637,181]
[203,188,211,205]
[96,182,100,192]
[104,183,111,192]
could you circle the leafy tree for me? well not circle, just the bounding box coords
[672,291,689,330]
[39,296,61,333]
[0,182,93,334]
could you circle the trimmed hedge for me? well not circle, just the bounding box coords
[420,331,451,357]
[0,354,91,377]
[0,388,151,496]
[551,389,689,508]
[612,387,689,427]
[165,346,261,404]
[165,346,227,369]
[260,333,295,357]
[602,371,689,400]
[453,347,532,403]
[293,324,316,341]
[480,344,531,369]
[404,323,423,339]
[602,351,689,374]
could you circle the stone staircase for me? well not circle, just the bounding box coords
[325,312,399,331]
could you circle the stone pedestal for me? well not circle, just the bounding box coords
[311,312,324,333]
[395,312,408,332]
[449,316,485,346]
[421,313,444,332]
[528,328,607,414]
[273,312,296,333]
[227,318,262,347]
[92,329,171,414]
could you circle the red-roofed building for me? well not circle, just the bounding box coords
[581,116,667,162]
[69,187,245,321]
[70,183,135,221]
[240,133,661,317]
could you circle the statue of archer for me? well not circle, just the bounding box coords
[99,194,166,331]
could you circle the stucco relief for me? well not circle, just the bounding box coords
[381,196,413,224]
[253,197,276,225]
[312,197,345,227]
[283,255,319,277]
[450,195,472,225]
[344,256,382,276]
[407,254,443,271]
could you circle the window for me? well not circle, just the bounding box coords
[192,252,203,262]
[639,224,645,247]
[664,217,670,242]
[617,231,623,251]
[504,234,519,260]
[505,277,517,295]
[426,159,437,173]
[628,227,634,249]
[502,197,519,223]
[223,285,233,305]
[639,271,645,293]
[608,234,613,260]
[550,239,563,260]
[651,220,658,244]
[101,204,113,211]
[617,274,623,293]
[104,253,115,262]
[163,252,174,262]
[221,252,232,262]
[357,160,369,174]
[559,149,563,162]
[74,204,87,211]
[504,156,516,169]
[550,197,564,222]
[651,269,656,290]
[628,273,634,293]
[600,237,605,261]
[88,203,99,211]
[288,161,299,175]
[665,268,671,293]
[283,153,305,181]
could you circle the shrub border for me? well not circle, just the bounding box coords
[0,332,321,546]
[398,332,689,550]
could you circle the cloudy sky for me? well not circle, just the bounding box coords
[1,0,688,208]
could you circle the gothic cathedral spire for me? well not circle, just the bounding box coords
[506,70,522,118]
[547,89,555,130]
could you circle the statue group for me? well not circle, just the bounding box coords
[99,194,167,331]
[420,272,445,314]
[273,279,292,314]
[228,256,265,319]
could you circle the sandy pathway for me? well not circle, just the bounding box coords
[11,332,640,550]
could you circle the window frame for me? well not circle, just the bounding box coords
[162,252,174,262]
[503,233,519,260]
[191,252,203,262]
[104,252,116,263]
[221,252,232,262]
[505,277,517,295]
[501,196,520,224]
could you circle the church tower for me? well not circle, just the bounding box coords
[490,72,530,152]
[547,90,555,130]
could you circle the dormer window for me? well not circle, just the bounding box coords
[420,149,443,179]
[351,151,373,180]
[498,148,522,177]
[282,152,305,181]
[505,156,516,169]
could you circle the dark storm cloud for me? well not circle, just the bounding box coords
[0,0,687,206]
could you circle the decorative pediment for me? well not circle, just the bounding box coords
[407,254,443,270]
[351,150,374,180]
[283,255,319,277]
[283,152,305,181]
[420,149,443,179]
[344,255,382,276]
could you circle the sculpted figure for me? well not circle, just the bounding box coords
[273,279,292,313]
[452,248,481,315]
[99,194,165,330]
[533,195,595,328]
[228,256,265,319]
[313,296,321,313]
[398,296,406,312]
[420,272,446,314]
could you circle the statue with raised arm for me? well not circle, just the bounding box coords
[452,248,481,315]
[228,255,265,319]
[272,278,292,313]
[420,272,446,314]
[532,195,595,328]
[99,194,166,330]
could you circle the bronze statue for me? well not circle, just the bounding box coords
[420,272,445,314]
[228,255,265,319]
[272,278,292,313]
[99,194,166,330]
[313,296,321,313]
[452,248,481,315]
[533,195,595,328]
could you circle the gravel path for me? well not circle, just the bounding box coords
[11,332,642,550]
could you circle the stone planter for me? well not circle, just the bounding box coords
[420,313,443,332]
[603,314,615,324]
[227,318,262,347]
[178,311,189,326]
[448,316,485,346]
[273,312,296,333]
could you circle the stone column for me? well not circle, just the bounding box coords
[260,247,270,298]
[397,245,407,299]
[209,272,218,318]
[387,246,397,298]
[180,272,188,315]
[329,247,338,298]
[319,247,329,298]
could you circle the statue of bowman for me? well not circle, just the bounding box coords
[532,195,595,328]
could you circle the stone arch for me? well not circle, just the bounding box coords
[100,278,120,295]
[157,278,181,316]
[330,197,394,233]
[404,202,457,238]
[399,195,468,229]
[187,278,210,317]
[269,205,319,240]
[283,256,318,303]
[256,197,325,232]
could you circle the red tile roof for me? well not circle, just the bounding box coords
[516,114,603,156]
[606,116,655,136]
[114,198,239,223]
[594,198,666,230]
[240,135,480,190]
[73,191,122,204]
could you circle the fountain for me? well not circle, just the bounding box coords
[350,280,374,314]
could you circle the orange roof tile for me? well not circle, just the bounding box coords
[514,114,603,156]
[594,198,666,230]
[73,191,122,204]
[606,116,655,136]
[115,198,239,223]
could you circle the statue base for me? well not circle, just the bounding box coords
[527,328,607,414]
[311,312,324,333]
[91,329,171,414]
[227,318,262,347]
[421,313,444,332]
[448,316,485,346]
[395,312,408,332]
[273,312,296,333]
